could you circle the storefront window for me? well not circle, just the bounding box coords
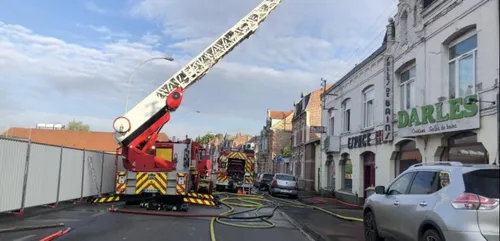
[395,140,421,177]
[340,153,352,192]
[326,155,335,188]
[446,132,488,164]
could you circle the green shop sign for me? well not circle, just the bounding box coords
[397,94,480,137]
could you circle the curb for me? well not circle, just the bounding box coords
[277,208,328,241]
[0,201,90,224]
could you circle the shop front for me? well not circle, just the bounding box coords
[334,129,387,204]
[396,94,487,165]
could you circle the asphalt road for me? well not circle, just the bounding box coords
[266,194,365,241]
[0,201,312,241]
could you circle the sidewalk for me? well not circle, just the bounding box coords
[299,196,363,219]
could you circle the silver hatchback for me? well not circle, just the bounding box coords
[268,173,299,198]
[363,162,499,241]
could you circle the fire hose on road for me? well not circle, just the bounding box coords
[108,192,363,241]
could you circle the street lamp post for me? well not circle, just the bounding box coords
[124,56,174,113]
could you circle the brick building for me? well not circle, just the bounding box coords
[291,86,330,191]
[258,110,293,173]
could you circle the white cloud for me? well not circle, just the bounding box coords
[0,0,397,137]
[83,1,108,15]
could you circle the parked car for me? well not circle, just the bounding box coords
[253,173,262,187]
[257,173,274,190]
[268,173,299,198]
[363,161,499,241]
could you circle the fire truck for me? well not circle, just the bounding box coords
[215,143,255,193]
[111,0,283,210]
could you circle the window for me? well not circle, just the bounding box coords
[276,174,296,181]
[463,170,499,199]
[408,171,440,194]
[302,121,306,142]
[363,87,375,128]
[423,0,436,8]
[340,153,352,191]
[387,172,415,195]
[400,66,416,110]
[329,117,335,135]
[342,99,351,132]
[449,34,477,98]
[445,132,488,164]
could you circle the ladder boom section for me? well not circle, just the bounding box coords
[114,0,283,145]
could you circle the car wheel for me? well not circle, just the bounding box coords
[422,229,442,241]
[364,211,383,241]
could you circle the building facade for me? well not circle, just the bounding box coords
[258,110,293,173]
[321,0,499,204]
[292,86,329,191]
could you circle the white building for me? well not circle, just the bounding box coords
[321,0,499,205]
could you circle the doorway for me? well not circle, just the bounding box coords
[362,152,375,197]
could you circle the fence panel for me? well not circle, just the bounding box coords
[58,148,84,201]
[24,144,61,208]
[0,139,28,212]
[101,153,117,194]
[82,151,103,197]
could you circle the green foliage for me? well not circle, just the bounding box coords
[67,120,90,131]
[281,146,292,157]
[197,132,224,146]
[345,161,353,174]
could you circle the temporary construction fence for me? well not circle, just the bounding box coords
[0,137,124,214]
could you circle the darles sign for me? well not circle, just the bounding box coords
[383,56,394,142]
[397,95,480,137]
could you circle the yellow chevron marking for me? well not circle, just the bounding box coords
[94,196,120,203]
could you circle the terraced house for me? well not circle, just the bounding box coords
[258,110,293,173]
[321,0,499,205]
[292,86,329,191]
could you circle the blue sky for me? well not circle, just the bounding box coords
[0,0,397,138]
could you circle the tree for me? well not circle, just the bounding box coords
[68,120,90,131]
[199,132,215,146]
[215,133,223,139]
[281,146,292,157]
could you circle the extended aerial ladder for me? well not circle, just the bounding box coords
[110,0,283,207]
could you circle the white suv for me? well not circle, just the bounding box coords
[363,162,499,241]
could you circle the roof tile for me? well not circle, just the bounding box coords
[1,127,169,153]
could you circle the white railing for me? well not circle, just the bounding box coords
[0,137,121,213]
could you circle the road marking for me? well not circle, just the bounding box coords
[12,234,36,241]
[91,212,107,218]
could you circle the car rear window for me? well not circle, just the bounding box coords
[276,175,295,181]
[262,174,273,179]
[463,169,499,198]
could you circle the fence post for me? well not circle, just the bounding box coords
[100,151,105,195]
[18,140,32,216]
[54,145,64,206]
[80,149,86,201]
